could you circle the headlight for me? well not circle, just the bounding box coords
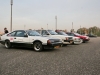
[47,40,51,44]
[74,38,77,40]
[86,37,88,39]
[60,39,63,42]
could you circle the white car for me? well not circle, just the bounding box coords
[36,30,74,45]
[0,30,62,51]
[55,30,81,44]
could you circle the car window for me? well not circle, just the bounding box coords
[42,30,49,35]
[70,33,74,36]
[15,31,25,37]
[60,31,68,35]
[8,31,16,36]
[67,33,74,36]
[27,30,41,36]
[74,33,81,36]
[36,30,41,34]
[48,30,58,35]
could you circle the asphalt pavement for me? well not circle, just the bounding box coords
[0,37,100,75]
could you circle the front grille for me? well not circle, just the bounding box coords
[64,40,68,42]
[54,39,60,42]
[50,39,61,43]
[68,37,73,40]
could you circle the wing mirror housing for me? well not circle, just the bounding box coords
[24,33,28,37]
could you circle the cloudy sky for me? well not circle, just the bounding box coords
[0,0,100,32]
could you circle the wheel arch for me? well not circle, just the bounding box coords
[32,40,43,52]
[33,40,42,44]
[5,39,10,42]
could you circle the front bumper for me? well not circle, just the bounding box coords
[43,42,63,49]
[63,40,74,44]
[0,40,5,45]
[47,42,63,46]
[84,38,90,41]
[74,40,81,44]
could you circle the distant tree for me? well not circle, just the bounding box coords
[77,26,100,36]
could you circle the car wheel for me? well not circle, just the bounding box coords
[83,40,86,43]
[5,40,12,49]
[33,42,43,51]
[63,44,67,46]
[71,42,74,44]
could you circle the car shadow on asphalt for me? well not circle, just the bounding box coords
[0,45,60,52]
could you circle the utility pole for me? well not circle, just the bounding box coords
[80,25,81,34]
[24,25,26,30]
[47,24,48,30]
[72,22,73,32]
[91,28,92,34]
[55,16,57,30]
[72,22,73,30]
[10,0,13,32]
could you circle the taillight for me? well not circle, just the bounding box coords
[47,40,51,44]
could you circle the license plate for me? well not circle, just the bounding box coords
[54,46,60,49]
[70,41,73,44]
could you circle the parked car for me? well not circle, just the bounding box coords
[0,30,63,51]
[86,34,97,37]
[55,30,81,44]
[66,32,90,43]
[36,30,73,46]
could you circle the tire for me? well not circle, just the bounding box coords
[71,42,74,45]
[63,44,67,46]
[5,40,12,49]
[83,40,86,43]
[33,42,43,52]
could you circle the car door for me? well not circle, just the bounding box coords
[14,30,29,47]
[7,31,16,42]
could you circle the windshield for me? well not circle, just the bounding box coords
[27,30,41,36]
[59,31,68,36]
[48,30,58,35]
[74,33,81,36]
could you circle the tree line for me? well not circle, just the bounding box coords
[77,26,100,36]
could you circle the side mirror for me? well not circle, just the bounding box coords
[24,33,28,37]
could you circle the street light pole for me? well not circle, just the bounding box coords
[55,16,57,30]
[72,22,73,30]
[10,0,13,32]
[47,24,48,30]
[24,25,26,30]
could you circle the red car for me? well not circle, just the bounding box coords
[66,32,90,43]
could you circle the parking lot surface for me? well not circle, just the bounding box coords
[0,37,100,75]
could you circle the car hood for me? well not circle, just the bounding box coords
[48,35,68,39]
[77,35,88,38]
[42,36,61,40]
